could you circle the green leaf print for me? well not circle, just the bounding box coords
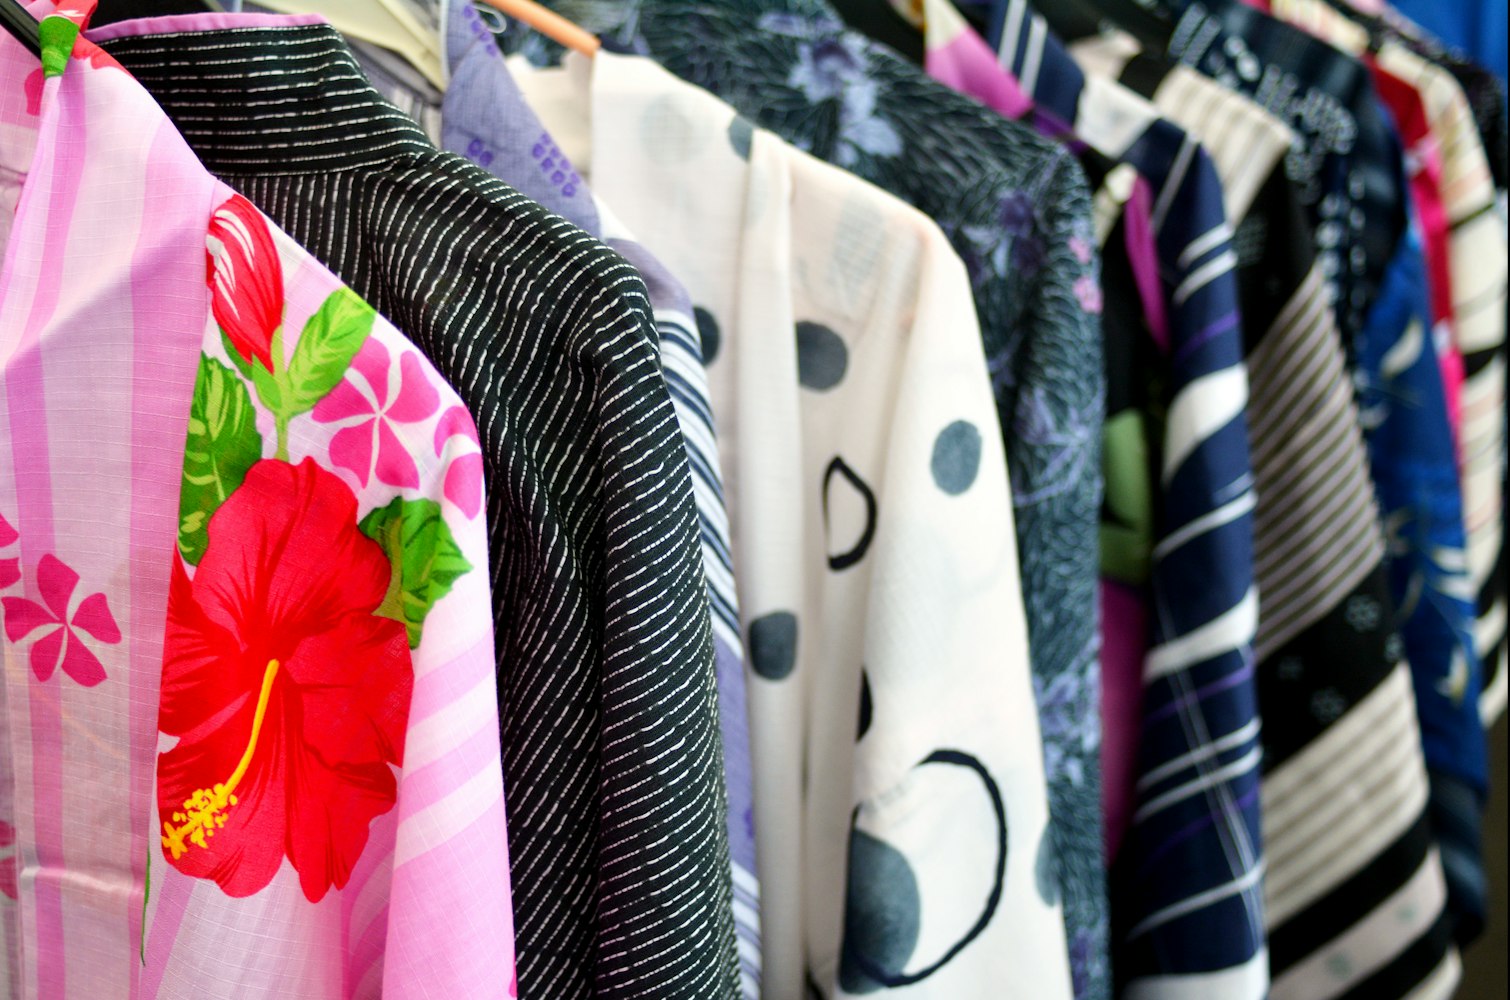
[220,328,254,381]
[285,289,376,416]
[178,355,264,564]
[359,498,472,649]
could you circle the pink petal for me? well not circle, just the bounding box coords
[2,597,57,642]
[349,337,392,409]
[71,592,120,645]
[386,352,442,423]
[0,513,17,547]
[312,377,378,424]
[373,419,419,490]
[28,627,64,682]
[36,555,78,619]
[444,453,485,520]
[433,404,479,455]
[24,69,42,118]
[0,559,18,590]
[329,421,378,488]
[59,632,108,687]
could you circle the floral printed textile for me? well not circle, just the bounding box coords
[2,554,120,686]
[0,13,515,996]
[158,459,413,902]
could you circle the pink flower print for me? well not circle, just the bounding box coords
[0,513,19,590]
[2,554,120,687]
[23,69,43,118]
[314,338,440,490]
[1069,235,1093,265]
[434,405,484,519]
[0,820,15,900]
[1074,274,1104,315]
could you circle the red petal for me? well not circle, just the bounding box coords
[284,748,396,902]
[386,352,441,423]
[373,419,420,490]
[197,460,392,645]
[0,513,17,547]
[59,632,108,687]
[157,689,288,898]
[0,559,20,590]
[2,597,56,642]
[36,555,78,619]
[293,613,410,771]
[207,195,282,372]
[29,627,64,682]
[159,555,254,737]
[71,592,120,645]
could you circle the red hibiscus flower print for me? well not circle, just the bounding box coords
[206,194,283,372]
[433,405,484,519]
[2,554,120,686]
[157,458,411,902]
[0,513,18,590]
[0,820,16,900]
[314,338,440,490]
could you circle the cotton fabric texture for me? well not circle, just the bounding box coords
[435,1,762,990]
[925,10,1269,994]
[95,15,740,998]
[511,46,1075,1000]
[1065,19,1465,999]
[499,7,1108,998]
[0,7,515,997]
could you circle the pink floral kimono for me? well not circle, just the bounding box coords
[0,3,515,996]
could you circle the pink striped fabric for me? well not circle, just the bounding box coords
[0,6,516,997]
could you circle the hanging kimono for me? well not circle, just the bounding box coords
[0,4,515,997]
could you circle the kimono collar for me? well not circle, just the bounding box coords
[989,0,1087,129]
[88,16,434,176]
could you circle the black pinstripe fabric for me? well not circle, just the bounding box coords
[96,22,738,999]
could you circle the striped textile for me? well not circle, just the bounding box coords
[924,5,1268,996]
[425,4,764,989]
[95,16,741,999]
[1267,0,1505,768]
[974,9,1267,993]
[1375,34,1508,756]
[1375,0,1510,730]
[990,15,1262,996]
[0,11,514,997]
[1198,0,1499,945]
[1159,0,1410,351]
[1068,32,1465,998]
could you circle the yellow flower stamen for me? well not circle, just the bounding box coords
[161,659,279,860]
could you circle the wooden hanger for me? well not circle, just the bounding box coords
[474,0,599,57]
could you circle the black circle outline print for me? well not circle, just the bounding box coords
[823,457,877,572]
[850,749,1007,987]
